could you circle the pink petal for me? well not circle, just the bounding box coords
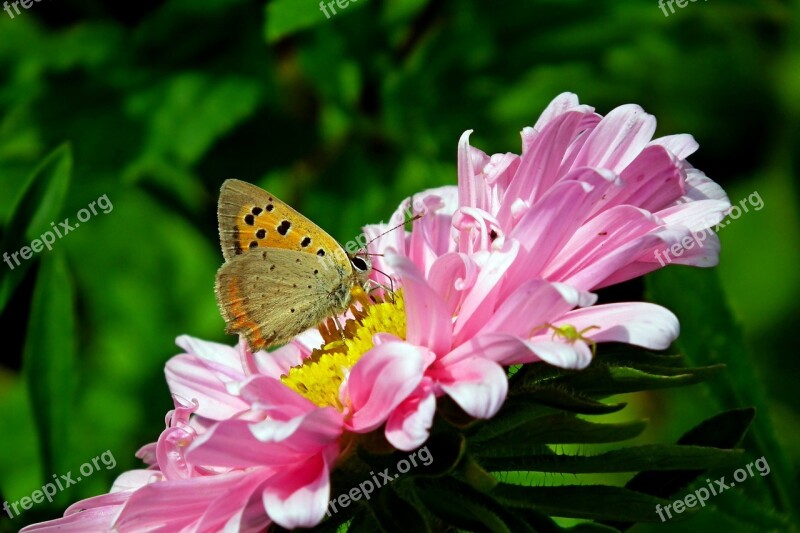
[65,491,133,515]
[236,375,317,420]
[501,108,600,223]
[453,206,502,255]
[478,280,596,338]
[610,145,685,213]
[571,104,657,174]
[532,92,582,131]
[483,152,520,189]
[557,302,679,350]
[20,493,125,533]
[441,333,524,367]
[453,239,519,344]
[544,205,666,290]
[175,335,244,373]
[524,339,594,369]
[195,475,272,533]
[252,331,319,379]
[188,409,341,469]
[164,355,249,420]
[657,199,730,232]
[111,470,158,493]
[157,423,199,480]
[385,387,437,451]
[427,252,478,316]
[262,453,331,529]
[458,130,488,212]
[113,472,266,532]
[650,134,699,159]
[435,357,508,418]
[187,419,289,469]
[344,341,429,433]
[444,333,592,369]
[598,227,721,287]
[406,189,460,273]
[681,167,729,203]
[249,408,342,453]
[504,176,613,291]
[387,253,452,354]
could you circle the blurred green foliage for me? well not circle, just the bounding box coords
[0,0,798,531]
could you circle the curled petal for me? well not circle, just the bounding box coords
[435,357,509,418]
[386,387,437,451]
[343,341,430,433]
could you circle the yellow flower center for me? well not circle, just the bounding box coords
[281,288,406,410]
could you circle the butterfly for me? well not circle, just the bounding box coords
[214,179,373,352]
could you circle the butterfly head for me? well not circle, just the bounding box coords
[348,251,372,284]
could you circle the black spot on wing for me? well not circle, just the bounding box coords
[277,220,291,235]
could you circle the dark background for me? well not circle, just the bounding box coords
[0,0,798,530]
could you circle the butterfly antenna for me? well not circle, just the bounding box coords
[358,213,423,254]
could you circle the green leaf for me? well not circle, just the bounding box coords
[510,388,628,415]
[126,74,263,169]
[511,348,685,391]
[369,486,431,533]
[606,408,755,531]
[621,409,754,497]
[551,364,724,397]
[479,444,743,474]
[466,401,559,444]
[344,511,380,532]
[647,267,798,520]
[592,345,686,368]
[492,483,677,523]
[711,487,791,531]
[22,252,77,481]
[500,507,571,533]
[472,415,646,452]
[676,407,755,449]
[265,0,328,43]
[357,431,465,478]
[414,476,535,533]
[0,144,72,312]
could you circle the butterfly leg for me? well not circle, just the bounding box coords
[363,278,396,303]
[332,314,346,341]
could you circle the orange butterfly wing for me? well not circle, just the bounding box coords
[217,179,348,266]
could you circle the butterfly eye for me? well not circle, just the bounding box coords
[351,256,370,272]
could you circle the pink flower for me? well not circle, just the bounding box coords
[21,93,726,532]
[21,337,344,532]
[373,248,678,450]
[366,92,730,291]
